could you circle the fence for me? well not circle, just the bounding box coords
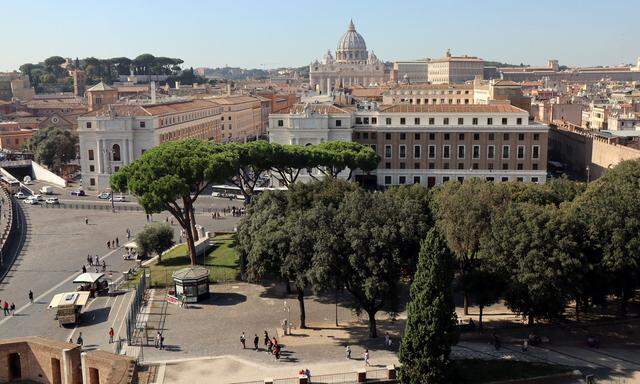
[0,187,14,268]
[124,269,148,346]
[37,201,225,214]
[230,367,397,384]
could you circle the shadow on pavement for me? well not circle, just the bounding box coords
[79,306,111,326]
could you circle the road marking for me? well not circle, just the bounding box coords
[0,246,122,327]
[67,296,101,341]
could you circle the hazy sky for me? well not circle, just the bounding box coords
[1,0,638,72]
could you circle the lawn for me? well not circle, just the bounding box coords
[455,359,573,383]
[148,234,240,287]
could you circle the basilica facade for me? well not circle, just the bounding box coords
[309,20,387,94]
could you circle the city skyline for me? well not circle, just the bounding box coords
[2,0,639,72]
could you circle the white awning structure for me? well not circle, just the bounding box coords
[73,272,105,284]
[124,241,138,250]
[48,291,90,308]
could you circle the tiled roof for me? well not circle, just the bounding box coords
[86,82,115,92]
[82,99,220,118]
[379,104,526,113]
[350,87,388,97]
[207,95,261,105]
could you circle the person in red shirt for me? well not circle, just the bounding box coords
[108,327,115,343]
[3,301,8,316]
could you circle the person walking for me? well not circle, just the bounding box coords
[3,301,8,316]
[82,265,87,273]
[364,349,370,366]
[108,327,114,343]
[102,261,106,272]
[159,333,164,350]
[28,290,33,303]
[76,332,83,346]
[345,345,351,359]
[85,217,89,225]
[263,331,269,347]
[94,255,99,266]
[522,338,528,352]
[240,332,246,349]
[107,240,111,249]
[253,334,259,350]
[87,254,92,266]
[9,302,15,315]
[115,237,119,247]
[155,331,161,349]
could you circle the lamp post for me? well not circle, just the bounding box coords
[283,300,291,335]
[586,165,590,183]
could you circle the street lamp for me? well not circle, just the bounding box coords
[283,300,291,335]
[586,166,590,183]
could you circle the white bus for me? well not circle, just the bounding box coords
[210,185,288,200]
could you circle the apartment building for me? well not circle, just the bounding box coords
[391,60,429,83]
[205,95,270,142]
[269,103,548,186]
[77,98,223,191]
[382,83,474,105]
[427,50,484,84]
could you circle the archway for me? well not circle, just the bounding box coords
[8,353,21,380]
[112,144,121,162]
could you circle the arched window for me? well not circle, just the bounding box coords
[112,144,121,162]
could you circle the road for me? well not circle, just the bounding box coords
[0,195,240,354]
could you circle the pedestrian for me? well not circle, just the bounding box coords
[108,327,114,343]
[364,349,370,366]
[146,214,149,222]
[95,255,99,266]
[82,265,86,273]
[273,344,281,360]
[28,290,33,303]
[3,301,8,316]
[84,217,89,225]
[69,338,73,343]
[240,332,246,349]
[102,260,106,272]
[305,368,311,381]
[159,333,164,350]
[10,303,15,315]
[384,333,390,348]
[115,237,119,247]
[77,332,83,346]
[522,338,528,352]
[87,254,92,266]
[345,345,351,359]
[263,331,269,347]
[267,339,273,355]
[155,331,161,348]
[253,334,259,350]
[107,240,111,249]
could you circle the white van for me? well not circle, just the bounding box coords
[39,186,53,195]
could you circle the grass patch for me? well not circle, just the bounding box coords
[455,359,573,383]
[149,235,240,287]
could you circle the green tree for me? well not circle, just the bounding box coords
[111,140,237,265]
[28,127,77,173]
[135,222,175,261]
[221,141,276,203]
[269,144,316,187]
[399,228,458,384]
[312,141,380,179]
[133,53,156,75]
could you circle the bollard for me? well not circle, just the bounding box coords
[387,364,396,380]
[357,369,367,383]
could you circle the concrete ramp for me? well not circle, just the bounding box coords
[0,160,67,188]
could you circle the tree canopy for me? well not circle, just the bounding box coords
[27,127,77,173]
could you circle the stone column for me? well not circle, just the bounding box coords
[326,78,331,94]
[96,139,103,173]
[80,352,88,384]
[128,138,134,162]
[122,139,127,164]
[61,348,74,384]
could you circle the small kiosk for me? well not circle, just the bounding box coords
[172,266,210,303]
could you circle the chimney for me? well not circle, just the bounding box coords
[150,81,156,104]
[227,83,231,96]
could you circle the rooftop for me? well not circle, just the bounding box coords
[379,104,526,113]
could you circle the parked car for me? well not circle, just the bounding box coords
[45,196,59,205]
[97,192,111,200]
[111,194,126,202]
[14,191,26,199]
[32,194,44,202]
[24,196,39,205]
[70,189,85,197]
[39,186,53,195]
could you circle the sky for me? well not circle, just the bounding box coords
[1,0,638,72]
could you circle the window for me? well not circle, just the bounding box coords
[457,177,465,182]
[400,133,406,140]
[336,120,342,127]
[532,145,540,159]
[518,133,525,141]
[384,176,392,185]
[517,163,524,170]
[502,118,508,125]
[372,117,377,124]
[428,145,436,159]
[502,145,510,159]
[399,145,407,158]
[385,145,392,158]
[443,163,450,169]
[532,177,539,183]
[112,144,121,162]
[139,121,146,128]
[517,118,523,125]
[458,117,464,125]
[364,132,371,140]
[443,118,449,125]
[533,163,538,170]
[444,133,450,140]
[414,133,420,140]
[501,177,509,182]
[458,163,464,170]
[385,162,391,169]
[414,162,420,169]
[386,118,392,125]
[428,118,435,125]
[443,176,450,182]
[517,177,524,182]
[414,145,421,158]
[488,133,495,141]
[443,145,451,159]
[90,178,95,186]
[487,145,495,159]
[88,149,94,161]
[458,133,465,140]
[355,132,361,139]
[503,133,510,140]
[472,118,478,125]
[429,133,435,140]
[487,118,493,125]
[371,133,377,139]
[385,133,391,140]
[533,133,540,141]
[413,176,421,184]
[399,176,406,185]
[486,177,495,181]
[502,163,509,170]
[457,145,465,159]
[277,120,284,127]
[472,163,479,170]
[400,162,406,169]
[488,163,494,170]
[357,117,363,125]
[370,144,376,152]
[472,145,480,159]
[363,117,369,124]
[400,118,406,125]
[414,118,420,125]
[473,133,480,140]
[428,162,435,169]
[517,145,525,159]
[86,122,92,128]
[89,165,95,172]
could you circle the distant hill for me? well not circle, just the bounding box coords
[484,60,526,68]
[199,67,269,80]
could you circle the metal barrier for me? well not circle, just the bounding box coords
[37,201,224,214]
[125,269,148,345]
[0,188,14,267]
[229,367,397,384]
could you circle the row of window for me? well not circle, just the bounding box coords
[398,98,471,105]
[383,175,540,185]
[383,161,541,171]
[356,132,541,141]
[158,108,221,127]
[392,89,471,96]
[383,144,541,160]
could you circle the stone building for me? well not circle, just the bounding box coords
[309,20,387,94]
[427,50,484,84]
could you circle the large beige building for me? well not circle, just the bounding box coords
[205,95,271,142]
[427,50,484,84]
[309,20,387,94]
[391,60,429,83]
[269,102,548,186]
[382,83,474,105]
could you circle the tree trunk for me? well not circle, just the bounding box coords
[527,314,534,326]
[184,222,197,265]
[182,197,198,265]
[297,287,307,329]
[620,287,628,317]
[285,280,292,294]
[479,305,484,332]
[189,204,199,242]
[367,309,378,338]
[463,293,470,316]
